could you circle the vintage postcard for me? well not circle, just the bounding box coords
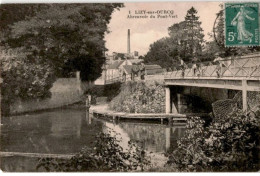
[0,0,259,173]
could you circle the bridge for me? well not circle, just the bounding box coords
[99,53,260,113]
[164,53,260,113]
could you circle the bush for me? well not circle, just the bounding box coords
[37,129,151,172]
[109,81,165,113]
[1,48,56,115]
[167,107,260,172]
[86,82,121,103]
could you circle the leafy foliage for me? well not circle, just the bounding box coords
[37,129,151,172]
[109,81,165,113]
[0,4,123,115]
[144,7,204,68]
[3,4,123,80]
[144,37,179,69]
[182,7,204,60]
[1,4,123,81]
[169,7,204,62]
[167,107,260,172]
[0,4,50,38]
[0,48,55,115]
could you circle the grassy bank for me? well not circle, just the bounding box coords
[109,81,165,113]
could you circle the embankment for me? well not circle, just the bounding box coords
[109,81,165,113]
[9,78,93,115]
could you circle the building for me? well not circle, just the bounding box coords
[94,62,164,85]
[94,29,146,85]
[106,59,144,80]
[144,65,164,75]
[106,60,124,80]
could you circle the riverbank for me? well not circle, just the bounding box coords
[89,104,209,123]
[109,81,165,113]
[1,103,180,172]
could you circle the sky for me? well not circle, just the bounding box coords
[105,2,221,56]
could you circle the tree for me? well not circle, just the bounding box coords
[138,55,145,60]
[144,37,179,69]
[200,37,221,62]
[0,4,50,38]
[183,7,204,61]
[168,21,190,62]
[115,53,126,60]
[0,4,123,115]
[144,7,205,67]
[2,4,123,80]
[0,48,55,115]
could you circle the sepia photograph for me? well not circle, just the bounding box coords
[0,0,259,172]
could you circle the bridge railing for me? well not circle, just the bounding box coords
[165,54,260,79]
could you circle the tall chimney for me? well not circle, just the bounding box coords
[127,29,130,54]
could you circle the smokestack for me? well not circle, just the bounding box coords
[127,29,130,54]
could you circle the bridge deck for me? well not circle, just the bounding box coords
[164,54,260,91]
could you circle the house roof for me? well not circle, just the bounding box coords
[107,60,124,69]
[122,64,164,75]
[144,64,162,70]
[145,64,164,75]
[129,59,144,64]
[122,65,133,74]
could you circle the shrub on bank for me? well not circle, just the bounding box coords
[37,129,151,172]
[109,81,165,113]
[167,107,260,172]
[36,106,259,172]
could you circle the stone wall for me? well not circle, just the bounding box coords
[9,77,92,114]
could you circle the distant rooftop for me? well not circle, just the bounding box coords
[145,64,164,75]
[107,60,124,69]
[122,65,133,74]
[130,59,143,64]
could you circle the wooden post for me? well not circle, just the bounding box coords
[242,79,247,112]
[165,87,171,114]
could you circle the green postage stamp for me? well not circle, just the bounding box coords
[225,2,259,46]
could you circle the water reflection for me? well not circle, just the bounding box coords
[86,110,92,125]
[116,122,185,153]
[0,156,43,172]
[1,109,102,154]
[103,121,131,151]
[0,108,185,171]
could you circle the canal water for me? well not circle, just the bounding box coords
[0,107,185,172]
